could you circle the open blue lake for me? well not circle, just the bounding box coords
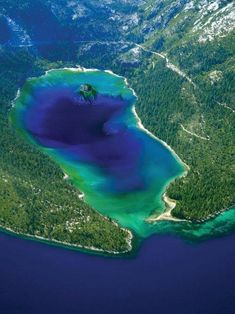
[0,231,235,314]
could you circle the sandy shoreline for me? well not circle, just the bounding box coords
[132,106,189,172]
[146,193,187,223]
[129,83,189,223]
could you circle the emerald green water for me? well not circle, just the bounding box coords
[11,68,235,242]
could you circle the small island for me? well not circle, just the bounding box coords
[78,84,97,103]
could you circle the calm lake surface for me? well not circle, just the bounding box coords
[1,231,235,314]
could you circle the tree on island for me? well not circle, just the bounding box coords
[77,84,97,104]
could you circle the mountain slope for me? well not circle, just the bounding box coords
[124,0,235,220]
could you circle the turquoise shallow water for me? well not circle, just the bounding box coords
[11,68,235,241]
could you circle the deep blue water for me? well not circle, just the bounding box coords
[23,86,144,193]
[1,232,235,314]
[0,16,11,44]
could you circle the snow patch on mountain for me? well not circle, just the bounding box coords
[48,1,89,21]
[186,1,235,42]
[195,3,235,42]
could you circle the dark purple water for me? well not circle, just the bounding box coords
[25,89,127,147]
[1,232,235,314]
[23,87,145,193]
